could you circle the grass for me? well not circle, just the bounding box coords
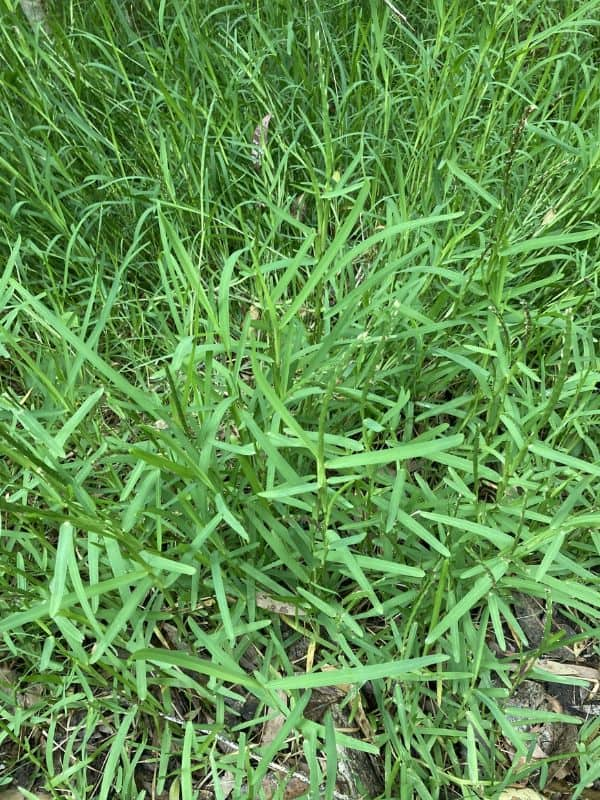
[0,0,599,797]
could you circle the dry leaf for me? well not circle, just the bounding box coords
[19,682,43,709]
[255,592,305,617]
[261,690,287,747]
[541,208,557,227]
[0,667,16,687]
[19,0,48,29]
[305,685,346,722]
[499,790,548,800]
[321,664,352,692]
[258,775,309,800]
[291,193,306,221]
[534,658,600,696]
[219,771,235,799]
[251,113,272,171]
[0,668,43,709]
[350,693,374,741]
[0,791,51,800]
[306,640,316,673]
[283,777,310,799]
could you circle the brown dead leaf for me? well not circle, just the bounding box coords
[350,693,375,741]
[0,666,15,688]
[255,593,305,617]
[499,790,548,800]
[152,622,182,651]
[290,193,306,221]
[259,774,309,800]
[261,689,287,746]
[19,683,43,709]
[306,640,316,673]
[283,777,309,799]
[259,776,278,799]
[19,0,49,31]
[534,658,600,696]
[321,663,351,692]
[251,113,273,171]
[305,685,347,722]
[547,780,600,800]
[219,771,235,799]
[0,667,43,709]
[0,791,52,800]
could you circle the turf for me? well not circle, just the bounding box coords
[0,0,599,798]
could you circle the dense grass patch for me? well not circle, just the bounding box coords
[1,0,599,798]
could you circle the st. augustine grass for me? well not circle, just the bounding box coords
[0,0,599,798]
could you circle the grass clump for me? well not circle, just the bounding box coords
[1,0,599,798]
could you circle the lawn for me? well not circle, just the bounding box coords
[0,1,599,798]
